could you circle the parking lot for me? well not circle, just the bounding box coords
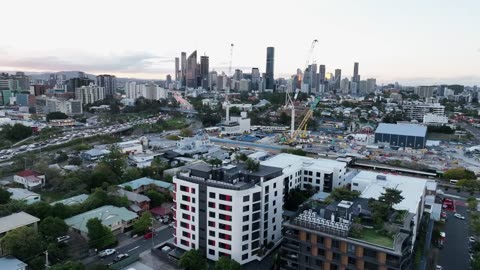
[437,204,470,270]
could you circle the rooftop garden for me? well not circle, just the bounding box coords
[350,226,395,249]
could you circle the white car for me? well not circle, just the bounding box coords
[99,249,116,258]
[56,235,70,243]
[470,236,476,243]
[436,265,443,270]
[454,213,465,220]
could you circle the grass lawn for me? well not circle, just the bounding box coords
[352,228,394,248]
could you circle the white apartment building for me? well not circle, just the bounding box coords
[173,163,284,265]
[220,111,251,135]
[403,101,445,122]
[261,153,349,193]
[35,96,82,115]
[75,84,105,105]
[423,113,448,125]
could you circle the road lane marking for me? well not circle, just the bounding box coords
[127,246,140,252]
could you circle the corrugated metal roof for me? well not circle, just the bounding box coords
[375,123,427,137]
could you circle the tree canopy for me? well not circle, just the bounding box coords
[1,226,45,261]
[330,187,360,201]
[179,249,207,270]
[215,256,242,270]
[379,188,404,209]
[50,261,85,270]
[0,187,12,204]
[39,216,69,241]
[443,168,476,180]
[4,123,32,141]
[47,111,69,121]
[133,212,153,235]
[86,218,116,249]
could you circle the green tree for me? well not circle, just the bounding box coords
[180,128,194,137]
[378,188,404,209]
[145,189,171,207]
[245,158,260,171]
[0,187,12,204]
[25,201,52,220]
[50,261,85,270]
[444,168,476,180]
[215,256,242,270]
[39,217,69,241]
[86,218,116,249]
[5,123,32,141]
[68,156,83,166]
[99,145,127,178]
[469,197,480,212]
[368,199,391,226]
[46,111,69,121]
[179,249,208,270]
[281,148,307,156]
[330,187,361,201]
[1,226,45,261]
[284,188,310,211]
[458,179,480,193]
[133,212,153,235]
[122,167,142,182]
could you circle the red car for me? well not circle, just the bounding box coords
[144,232,156,239]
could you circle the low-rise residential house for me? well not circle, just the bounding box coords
[50,194,89,206]
[150,202,174,218]
[7,188,41,204]
[118,177,174,194]
[80,149,110,161]
[0,256,28,270]
[64,205,138,238]
[0,212,40,238]
[13,170,45,189]
[116,189,151,213]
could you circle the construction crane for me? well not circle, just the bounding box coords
[225,43,234,124]
[286,96,322,145]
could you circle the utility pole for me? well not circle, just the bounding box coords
[44,250,50,269]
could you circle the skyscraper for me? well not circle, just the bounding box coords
[251,68,260,91]
[200,55,209,90]
[175,57,180,82]
[334,69,342,90]
[265,47,275,90]
[181,52,187,88]
[353,62,360,82]
[96,74,116,98]
[186,51,197,88]
[319,65,326,84]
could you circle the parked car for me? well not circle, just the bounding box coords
[99,249,116,258]
[470,236,476,243]
[56,235,70,243]
[144,232,156,239]
[436,265,443,270]
[454,213,465,220]
[113,253,129,262]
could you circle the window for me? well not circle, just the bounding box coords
[273,225,276,231]
[347,244,356,253]
[243,215,249,222]
[253,192,261,202]
[242,234,249,241]
[209,212,215,218]
[182,195,190,202]
[183,231,190,237]
[209,231,215,237]
[242,244,248,251]
[274,191,278,196]
[348,257,356,265]
[273,182,276,189]
[243,195,249,202]
[219,214,231,221]
[316,172,321,177]
[209,249,215,255]
[243,205,249,212]
[208,221,215,227]
[272,200,276,206]
[274,208,277,214]
[265,186,270,193]
[180,204,189,211]
[353,183,359,186]
[272,217,275,223]
[181,239,189,246]
[208,240,215,246]
[219,194,232,202]
[208,202,215,208]
[316,179,320,184]
[219,242,231,250]
[242,253,248,260]
[243,224,249,231]
[191,188,195,194]
[219,204,232,211]
[182,213,190,220]
[180,185,189,192]
[209,192,215,199]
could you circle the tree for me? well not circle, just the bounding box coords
[68,156,83,166]
[99,145,127,179]
[368,199,390,226]
[25,201,52,220]
[180,128,194,137]
[179,249,207,270]
[457,179,480,193]
[281,148,307,156]
[444,168,476,180]
[1,226,45,261]
[145,189,171,207]
[86,218,116,249]
[378,188,404,209]
[330,187,361,201]
[0,187,12,204]
[245,158,260,171]
[46,112,69,121]
[122,167,142,182]
[39,217,69,241]
[284,188,310,211]
[5,123,32,141]
[215,256,242,270]
[50,261,85,270]
[133,212,153,235]
[469,197,479,211]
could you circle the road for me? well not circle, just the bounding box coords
[85,227,174,267]
[437,204,470,270]
[459,123,480,142]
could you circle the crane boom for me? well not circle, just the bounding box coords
[228,43,234,76]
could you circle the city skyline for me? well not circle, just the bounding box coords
[1,0,479,85]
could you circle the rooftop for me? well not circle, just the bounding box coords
[50,194,89,206]
[118,177,173,191]
[375,123,427,137]
[7,188,39,200]
[0,256,28,269]
[261,153,347,173]
[64,205,138,234]
[116,189,150,203]
[16,169,42,177]
[0,212,40,234]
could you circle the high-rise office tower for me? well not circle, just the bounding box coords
[209,71,218,91]
[334,69,342,90]
[319,65,326,85]
[310,64,318,92]
[353,62,360,82]
[166,74,172,87]
[200,56,209,90]
[66,77,94,93]
[265,47,275,90]
[181,52,187,87]
[251,68,260,91]
[96,74,117,98]
[234,69,243,81]
[186,51,198,88]
[175,57,180,82]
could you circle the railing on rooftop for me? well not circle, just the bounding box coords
[292,209,351,238]
[176,174,256,191]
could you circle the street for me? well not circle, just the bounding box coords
[84,227,174,267]
[437,204,470,270]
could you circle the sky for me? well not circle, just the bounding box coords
[1,0,480,85]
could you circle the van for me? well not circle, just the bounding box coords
[450,179,458,184]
